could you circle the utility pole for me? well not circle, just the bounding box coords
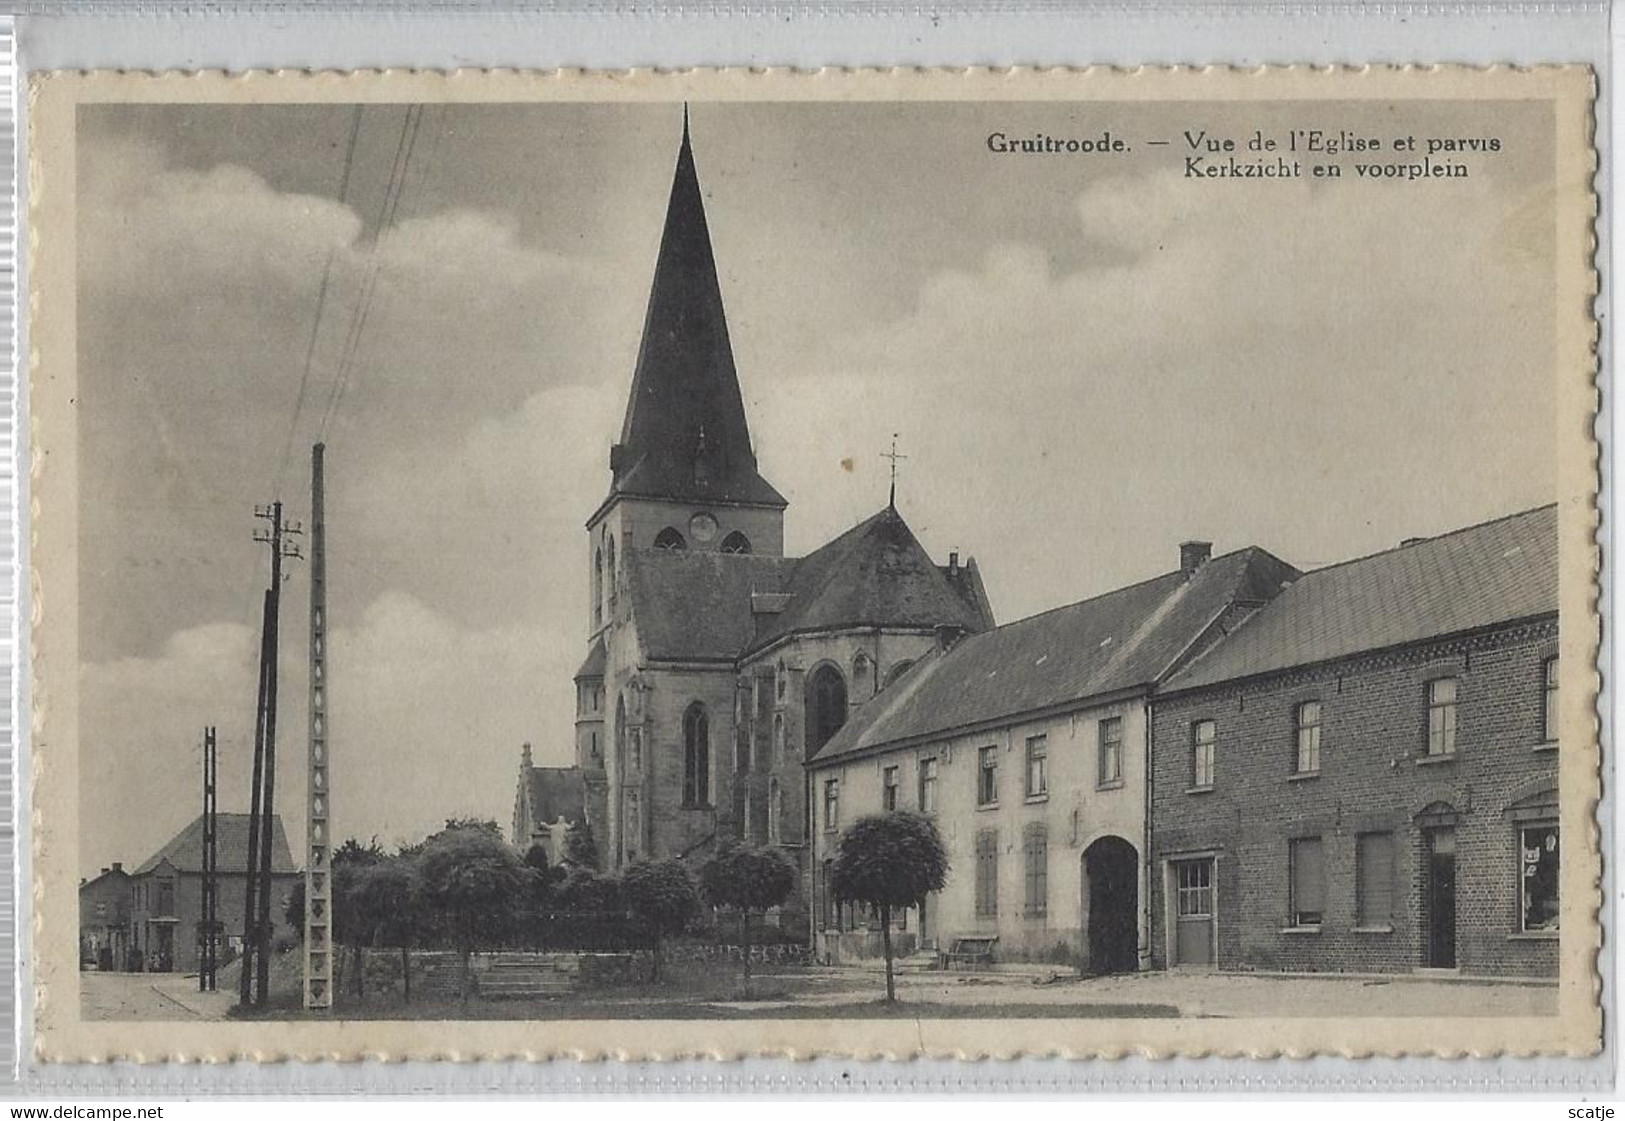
[303,444,333,1010]
[199,726,217,993]
[239,596,273,1007]
[241,501,302,1007]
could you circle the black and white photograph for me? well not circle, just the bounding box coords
[30,67,1598,1059]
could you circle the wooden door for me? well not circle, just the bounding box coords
[1173,859,1214,967]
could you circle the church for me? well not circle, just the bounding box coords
[548,114,994,894]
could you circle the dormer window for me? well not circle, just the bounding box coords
[654,527,688,551]
[720,531,751,554]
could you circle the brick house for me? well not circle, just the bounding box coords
[78,863,131,970]
[807,543,1299,968]
[127,813,300,973]
[1148,505,1559,978]
[565,112,993,900]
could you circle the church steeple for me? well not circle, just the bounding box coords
[606,110,786,511]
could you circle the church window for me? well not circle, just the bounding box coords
[823,778,840,831]
[720,531,751,555]
[624,790,642,861]
[683,703,710,806]
[768,777,783,843]
[773,713,785,767]
[884,660,915,688]
[806,666,849,755]
[606,536,618,611]
[593,548,603,629]
[655,526,688,551]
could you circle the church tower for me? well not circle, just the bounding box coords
[585,109,787,628]
[575,111,788,867]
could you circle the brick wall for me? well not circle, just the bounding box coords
[1149,618,1559,978]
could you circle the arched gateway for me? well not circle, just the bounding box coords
[1082,835,1139,975]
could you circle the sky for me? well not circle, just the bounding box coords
[76,98,1557,877]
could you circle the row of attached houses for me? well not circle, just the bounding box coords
[806,504,1561,979]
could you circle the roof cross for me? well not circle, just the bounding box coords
[881,433,907,509]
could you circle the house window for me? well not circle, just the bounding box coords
[682,703,709,806]
[823,778,840,832]
[157,880,175,917]
[977,745,999,806]
[1176,860,1213,917]
[720,531,751,555]
[975,829,999,917]
[654,526,687,551]
[1192,720,1216,788]
[1289,836,1325,927]
[1025,735,1048,799]
[1295,701,1322,774]
[918,757,938,813]
[1543,657,1560,743]
[1098,717,1123,787]
[882,765,900,811]
[1427,678,1459,756]
[1356,831,1394,927]
[1023,825,1048,917]
[1520,823,1560,932]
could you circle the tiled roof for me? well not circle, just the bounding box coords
[621,506,990,662]
[133,813,297,876]
[748,506,992,653]
[575,637,607,679]
[622,550,794,661]
[812,547,1300,762]
[1164,505,1558,692]
[527,767,587,828]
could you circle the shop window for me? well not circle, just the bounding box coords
[1520,823,1560,932]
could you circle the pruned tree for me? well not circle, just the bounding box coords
[830,811,949,1003]
[699,843,797,996]
[416,825,531,1003]
[353,857,423,1004]
[619,858,700,983]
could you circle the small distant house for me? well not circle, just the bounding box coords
[78,863,132,970]
[127,813,300,973]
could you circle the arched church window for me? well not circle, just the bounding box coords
[614,696,627,772]
[885,660,915,688]
[806,665,849,755]
[683,702,710,806]
[768,777,783,844]
[720,531,752,555]
[606,536,618,611]
[593,548,604,628]
[655,527,688,551]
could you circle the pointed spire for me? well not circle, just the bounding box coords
[606,107,786,510]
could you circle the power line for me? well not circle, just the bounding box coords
[318,103,424,440]
[274,106,365,494]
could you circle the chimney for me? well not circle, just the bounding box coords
[111,862,123,873]
[1180,540,1213,576]
[521,742,533,769]
[100,867,110,876]
[934,623,967,652]
[948,550,960,577]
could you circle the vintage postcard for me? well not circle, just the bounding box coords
[29,66,1599,1061]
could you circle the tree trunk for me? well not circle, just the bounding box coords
[741,910,752,998]
[881,902,895,1004]
[401,945,412,1005]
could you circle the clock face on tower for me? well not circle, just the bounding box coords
[689,512,719,543]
